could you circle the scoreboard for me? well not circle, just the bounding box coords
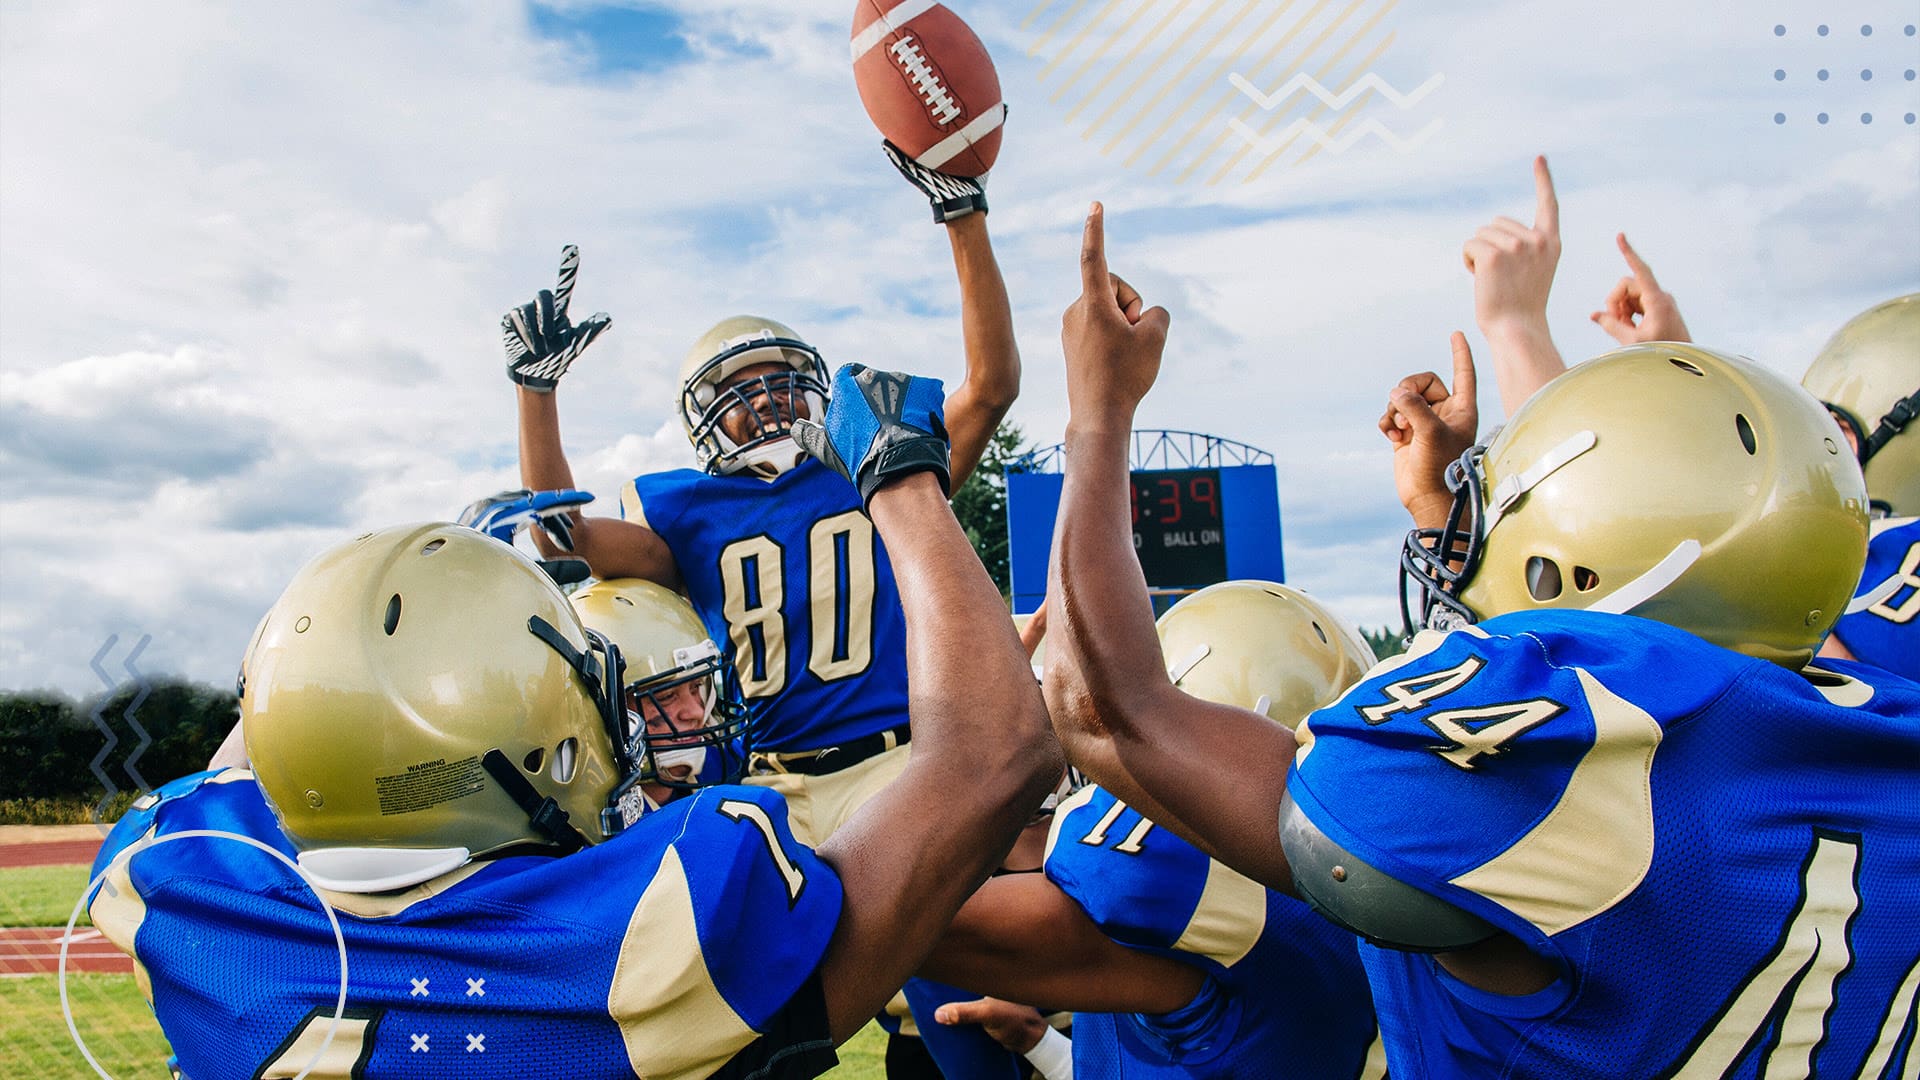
[1005,434,1285,615]
[1130,469,1227,587]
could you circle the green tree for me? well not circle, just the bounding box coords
[1362,626,1408,663]
[950,423,1030,596]
[0,679,238,800]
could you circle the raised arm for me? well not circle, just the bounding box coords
[503,246,680,587]
[882,142,1021,491]
[1463,156,1567,416]
[1042,204,1297,892]
[792,366,1062,1041]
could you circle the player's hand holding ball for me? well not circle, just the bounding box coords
[793,365,951,507]
[502,244,613,391]
[883,138,993,223]
[1061,202,1167,430]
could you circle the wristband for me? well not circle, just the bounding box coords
[1023,1025,1073,1080]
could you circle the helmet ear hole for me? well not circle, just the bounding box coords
[383,594,403,636]
[1525,556,1564,602]
[1573,566,1600,592]
[522,747,546,773]
[1735,413,1758,455]
[1311,621,1328,644]
[551,738,578,783]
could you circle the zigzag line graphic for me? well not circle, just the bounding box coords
[87,636,122,827]
[121,635,154,793]
[1227,115,1442,157]
[1228,70,1443,111]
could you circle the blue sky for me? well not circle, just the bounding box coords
[1,0,1915,693]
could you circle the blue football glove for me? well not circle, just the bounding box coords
[792,364,949,507]
[458,488,594,551]
[502,245,612,391]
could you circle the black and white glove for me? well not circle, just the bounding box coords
[502,245,612,392]
[883,138,991,224]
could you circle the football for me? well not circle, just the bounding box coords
[851,0,1004,177]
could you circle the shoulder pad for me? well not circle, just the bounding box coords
[1279,791,1497,951]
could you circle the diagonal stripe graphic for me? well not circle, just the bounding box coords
[1047,0,1155,94]
[1189,0,1395,184]
[1107,0,1289,161]
[1144,0,1334,174]
[1075,0,1221,130]
[1028,0,1091,58]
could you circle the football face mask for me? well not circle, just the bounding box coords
[619,638,752,793]
[679,317,831,477]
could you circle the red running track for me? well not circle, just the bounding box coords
[0,838,104,869]
[0,927,133,975]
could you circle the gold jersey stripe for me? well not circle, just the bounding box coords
[609,846,758,1080]
[88,824,157,1002]
[1171,856,1268,968]
[1450,668,1661,936]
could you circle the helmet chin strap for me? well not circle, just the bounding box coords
[1585,539,1702,616]
[480,749,589,852]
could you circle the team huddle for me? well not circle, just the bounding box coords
[85,109,1919,1080]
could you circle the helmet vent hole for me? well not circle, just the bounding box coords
[1573,566,1600,592]
[383,594,402,636]
[1311,621,1328,644]
[421,539,445,555]
[1668,356,1706,376]
[551,738,578,783]
[1526,556,1564,602]
[614,596,634,607]
[522,748,545,773]
[1735,414,1757,455]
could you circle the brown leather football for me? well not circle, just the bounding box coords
[851,0,1003,177]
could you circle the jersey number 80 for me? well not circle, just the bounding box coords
[718,510,878,697]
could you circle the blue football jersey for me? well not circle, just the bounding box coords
[623,459,910,752]
[1832,516,1919,680]
[1287,610,1920,1079]
[1045,785,1384,1078]
[89,769,844,1080]
[901,977,1028,1080]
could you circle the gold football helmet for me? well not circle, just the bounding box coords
[1403,344,1869,668]
[1157,581,1375,728]
[570,578,750,793]
[243,523,634,893]
[1800,293,1919,517]
[678,315,830,477]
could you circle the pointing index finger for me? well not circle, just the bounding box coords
[1080,202,1110,296]
[553,244,581,318]
[1615,232,1659,287]
[1532,155,1559,236]
[1449,331,1478,405]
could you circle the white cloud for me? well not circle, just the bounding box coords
[2,0,1916,691]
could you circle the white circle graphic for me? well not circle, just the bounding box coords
[61,827,351,1080]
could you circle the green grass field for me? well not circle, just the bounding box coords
[1,863,93,928]
[0,973,171,1078]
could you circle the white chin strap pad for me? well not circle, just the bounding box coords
[297,846,472,894]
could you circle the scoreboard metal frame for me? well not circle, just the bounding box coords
[1005,430,1285,614]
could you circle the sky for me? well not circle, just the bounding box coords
[1,0,1916,695]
